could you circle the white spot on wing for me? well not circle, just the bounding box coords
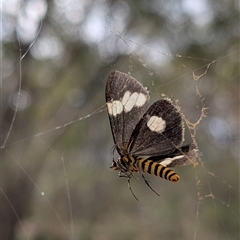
[136,93,147,107]
[112,100,123,116]
[160,155,184,167]
[122,91,131,106]
[107,101,123,116]
[147,116,166,133]
[107,91,148,116]
[107,102,113,115]
[124,92,139,112]
[123,92,147,113]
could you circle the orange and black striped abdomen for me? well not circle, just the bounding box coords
[139,159,180,182]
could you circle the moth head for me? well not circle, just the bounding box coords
[110,159,119,170]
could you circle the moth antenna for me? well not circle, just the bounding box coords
[111,145,117,160]
[141,174,160,197]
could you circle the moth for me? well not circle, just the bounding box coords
[106,70,197,199]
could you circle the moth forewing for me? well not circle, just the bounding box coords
[105,70,150,152]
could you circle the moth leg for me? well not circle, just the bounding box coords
[127,177,139,201]
[132,175,140,181]
[111,145,117,161]
[118,170,139,181]
[141,174,160,197]
[118,172,139,201]
[118,171,128,178]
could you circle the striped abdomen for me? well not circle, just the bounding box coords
[138,159,180,182]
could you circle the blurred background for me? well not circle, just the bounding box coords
[1,0,239,239]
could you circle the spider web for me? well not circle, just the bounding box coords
[1,1,239,240]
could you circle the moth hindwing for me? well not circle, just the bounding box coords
[106,70,197,197]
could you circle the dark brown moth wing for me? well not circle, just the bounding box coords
[128,98,184,156]
[105,70,149,155]
[147,143,198,167]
